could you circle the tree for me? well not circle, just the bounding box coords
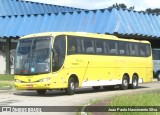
[145,8,160,14]
[108,3,134,10]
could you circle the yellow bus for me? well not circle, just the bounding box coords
[14,32,153,95]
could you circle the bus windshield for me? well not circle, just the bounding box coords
[14,37,52,75]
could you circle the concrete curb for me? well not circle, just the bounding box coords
[81,103,90,115]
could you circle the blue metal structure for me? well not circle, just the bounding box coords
[0,8,160,38]
[0,0,81,16]
[0,1,159,75]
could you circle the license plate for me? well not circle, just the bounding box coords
[26,84,33,88]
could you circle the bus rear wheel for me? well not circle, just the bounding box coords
[37,89,46,95]
[129,75,138,89]
[120,75,129,90]
[65,77,76,95]
[92,86,101,91]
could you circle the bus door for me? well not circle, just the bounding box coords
[52,35,66,88]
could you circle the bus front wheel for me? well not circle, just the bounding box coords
[37,89,46,95]
[120,75,129,90]
[65,77,76,95]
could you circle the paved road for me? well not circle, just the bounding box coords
[0,81,160,115]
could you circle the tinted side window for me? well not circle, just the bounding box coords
[138,44,146,56]
[108,40,118,55]
[95,39,104,54]
[83,38,95,54]
[146,44,151,57]
[67,36,80,55]
[129,43,138,56]
[118,42,127,55]
[104,40,109,54]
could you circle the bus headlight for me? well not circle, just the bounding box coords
[38,77,50,82]
[15,79,22,83]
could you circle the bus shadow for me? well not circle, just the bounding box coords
[13,90,67,97]
[75,86,149,94]
[13,85,149,97]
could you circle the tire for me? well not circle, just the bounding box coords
[92,86,101,91]
[156,72,160,81]
[120,75,129,90]
[65,77,76,95]
[37,90,46,95]
[103,86,114,90]
[129,75,138,89]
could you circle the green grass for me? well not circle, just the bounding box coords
[0,74,14,81]
[111,93,160,106]
[109,93,160,115]
[0,75,14,89]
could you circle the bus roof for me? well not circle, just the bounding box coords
[20,32,150,44]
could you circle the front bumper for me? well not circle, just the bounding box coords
[15,82,54,90]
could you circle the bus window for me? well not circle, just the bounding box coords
[95,39,104,54]
[83,38,95,54]
[108,40,117,55]
[67,36,77,55]
[129,43,138,56]
[77,38,83,54]
[146,45,151,57]
[104,41,109,55]
[138,44,146,56]
[52,35,66,72]
[118,42,127,55]
[67,36,83,55]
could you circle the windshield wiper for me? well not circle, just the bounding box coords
[20,54,30,74]
[21,53,39,74]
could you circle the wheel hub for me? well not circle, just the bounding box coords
[123,79,128,86]
[133,79,137,86]
[70,82,75,90]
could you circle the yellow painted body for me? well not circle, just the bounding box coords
[14,32,153,90]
